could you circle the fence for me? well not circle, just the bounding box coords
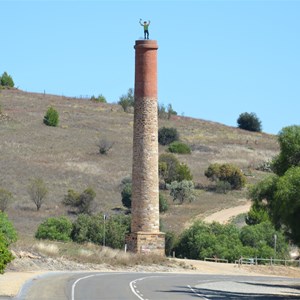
[204,257,228,263]
[235,257,300,267]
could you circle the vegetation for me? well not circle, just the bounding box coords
[158,103,177,119]
[63,187,96,215]
[27,178,48,211]
[97,138,114,155]
[0,212,17,273]
[0,72,14,88]
[158,127,179,146]
[237,112,262,132]
[121,181,168,213]
[159,153,193,186]
[43,106,59,127]
[118,88,134,112]
[167,180,195,204]
[35,217,73,241]
[71,214,130,249]
[168,141,191,154]
[205,163,246,190]
[174,221,288,262]
[0,188,13,212]
[91,94,107,103]
[248,125,300,246]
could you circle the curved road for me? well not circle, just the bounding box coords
[18,272,300,300]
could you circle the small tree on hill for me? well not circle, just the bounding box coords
[0,72,14,88]
[158,127,179,145]
[27,178,48,211]
[43,106,59,127]
[237,112,262,132]
[0,188,13,212]
[63,187,96,215]
[118,88,134,112]
[167,180,195,204]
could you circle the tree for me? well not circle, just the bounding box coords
[167,180,195,204]
[237,112,262,132]
[43,106,59,127]
[90,94,107,103]
[118,88,134,112]
[0,188,13,212]
[63,187,96,215]
[272,125,300,176]
[0,72,14,88]
[27,178,48,211]
[158,127,179,145]
[205,163,246,190]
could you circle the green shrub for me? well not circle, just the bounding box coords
[168,141,191,154]
[165,231,177,256]
[91,94,107,103]
[159,153,192,186]
[0,212,17,246]
[0,72,14,88]
[167,180,195,204]
[118,88,134,112]
[121,183,132,209]
[159,193,169,213]
[205,163,246,190]
[0,234,14,274]
[237,112,262,132]
[71,214,104,244]
[0,188,13,212]
[43,106,59,127]
[35,217,72,241]
[63,187,96,215]
[158,127,179,145]
[97,138,114,155]
[105,214,131,249]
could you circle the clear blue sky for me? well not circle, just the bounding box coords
[1,0,299,134]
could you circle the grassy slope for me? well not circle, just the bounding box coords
[0,89,279,239]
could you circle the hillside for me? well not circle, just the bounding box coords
[0,89,279,239]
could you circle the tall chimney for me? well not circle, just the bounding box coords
[126,40,165,255]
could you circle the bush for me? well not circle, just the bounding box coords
[159,193,169,213]
[121,183,132,209]
[91,94,107,103]
[205,163,246,190]
[63,187,96,215]
[0,234,14,274]
[0,188,13,212]
[97,138,114,155]
[159,154,193,186]
[118,88,134,112]
[165,231,177,256]
[43,106,59,127]
[167,180,195,204]
[71,214,104,244]
[215,181,232,194]
[35,217,72,241]
[105,214,131,249]
[237,112,262,132]
[0,212,17,246]
[0,72,14,88]
[158,127,179,145]
[27,178,48,211]
[168,141,191,154]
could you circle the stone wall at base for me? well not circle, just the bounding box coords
[126,232,165,256]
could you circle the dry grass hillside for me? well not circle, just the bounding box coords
[0,89,279,241]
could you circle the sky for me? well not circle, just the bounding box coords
[1,0,299,134]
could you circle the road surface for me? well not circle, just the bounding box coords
[16,272,300,300]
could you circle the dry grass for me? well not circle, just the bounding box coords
[0,89,279,242]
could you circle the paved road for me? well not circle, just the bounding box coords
[16,272,300,300]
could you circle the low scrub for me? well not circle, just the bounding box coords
[168,141,191,154]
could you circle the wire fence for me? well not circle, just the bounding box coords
[235,257,300,267]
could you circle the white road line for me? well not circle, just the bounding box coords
[71,272,121,300]
[129,275,164,300]
[187,285,210,299]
